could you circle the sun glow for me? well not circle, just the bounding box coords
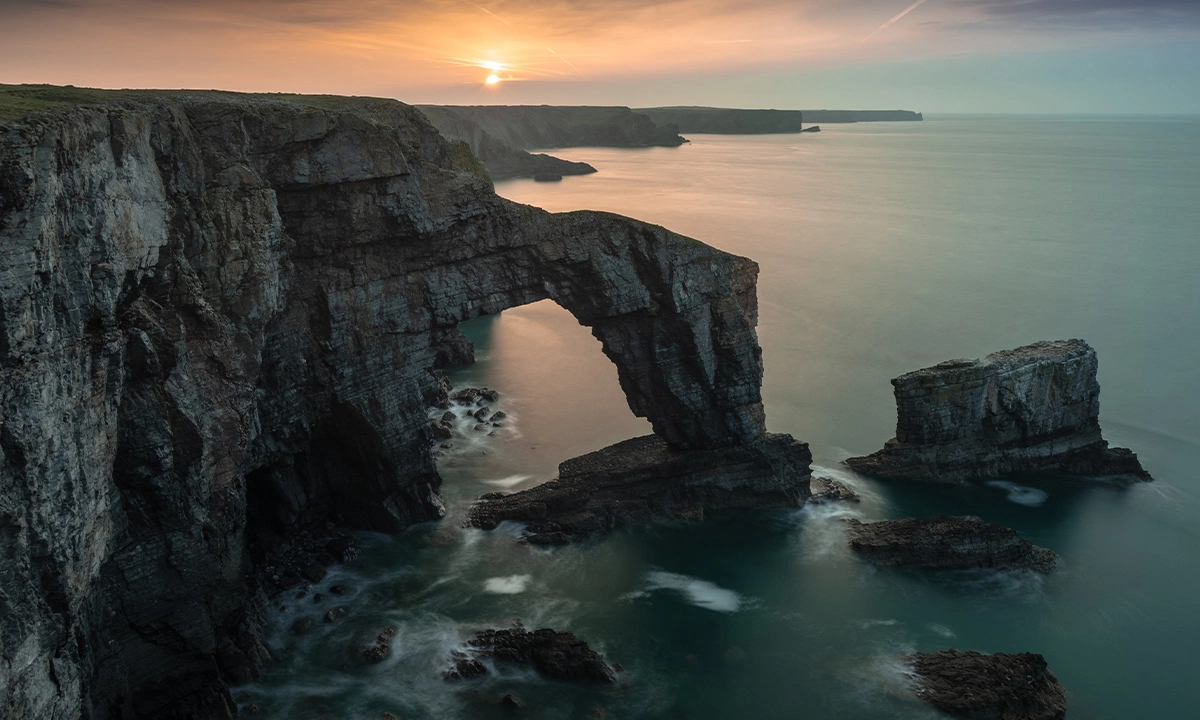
[485,73,500,84]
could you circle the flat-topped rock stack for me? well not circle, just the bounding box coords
[847,340,1150,482]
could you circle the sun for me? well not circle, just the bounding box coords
[485,74,500,85]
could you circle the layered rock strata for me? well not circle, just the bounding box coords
[636,107,804,134]
[846,340,1149,481]
[845,516,1057,573]
[0,87,775,718]
[467,433,812,544]
[418,105,686,180]
[445,627,616,683]
[905,650,1067,720]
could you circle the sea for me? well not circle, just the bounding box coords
[239,116,1200,719]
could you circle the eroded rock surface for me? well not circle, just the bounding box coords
[445,628,616,683]
[846,340,1149,482]
[845,516,1057,573]
[466,433,812,544]
[906,650,1067,720]
[808,476,860,504]
[0,88,767,718]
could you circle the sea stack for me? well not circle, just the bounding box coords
[846,340,1149,482]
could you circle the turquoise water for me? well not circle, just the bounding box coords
[241,118,1200,718]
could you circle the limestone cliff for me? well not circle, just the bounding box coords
[846,340,1149,481]
[0,86,774,718]
[417,105,598,180]
[636,107,805,134]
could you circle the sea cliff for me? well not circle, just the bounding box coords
[0,85,774,718]
[418,105,685,179]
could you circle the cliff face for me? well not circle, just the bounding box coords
[846,340,1148,481]
[799,110,922,123]
[417,105,598,180]
[636,107,805,134]
[419,105,685,151]
[0,89,766,718]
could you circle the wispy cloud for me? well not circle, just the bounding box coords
[958,0,1200,27]
[862,0,929,43]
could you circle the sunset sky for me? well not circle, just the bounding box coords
[2,0,1199,113]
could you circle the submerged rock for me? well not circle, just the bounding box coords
[845,516,1057,572]
[445,628,616,683]
[466,433,812,543]
[500,694,523,709]
[808,476,860,504]
[905,649,1066,720]
[846,340,1150,482]
[362,627,397,664]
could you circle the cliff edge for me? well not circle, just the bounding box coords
[0,85,775,718]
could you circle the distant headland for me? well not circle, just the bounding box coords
[419,104,922,179]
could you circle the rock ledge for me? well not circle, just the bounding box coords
[845,516,1057,572]
[466,433,812,544]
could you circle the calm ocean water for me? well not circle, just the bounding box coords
[242,117,1200,719]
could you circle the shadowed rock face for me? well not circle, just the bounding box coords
[467,433,812,544]
[846,340,1149,482]
[845,516,1057,573]
[0,91,765,718]
[905,650,1067,720]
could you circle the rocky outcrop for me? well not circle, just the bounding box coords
[845,516,1057,572]
[905,650,1067,720]
[846,340,1150,482]
[466,433,812,544]
[0,86,770,718]
[445,627,616,683]
[636,107,804,134]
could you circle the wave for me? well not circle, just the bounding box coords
[639,570,744,613]
[985,480,1049,507]
[483,574,532,594]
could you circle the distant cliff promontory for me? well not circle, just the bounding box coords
[636,107,805,134]
[418,105,685,179]
[800,109,923,123]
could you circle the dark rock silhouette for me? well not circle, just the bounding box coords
[446,628,616,684]
[847,340,1150,481]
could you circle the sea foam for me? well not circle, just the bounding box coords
[642,570,744,613]
[986,480,1049,507]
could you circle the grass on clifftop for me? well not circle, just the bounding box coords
[0,84,413,124]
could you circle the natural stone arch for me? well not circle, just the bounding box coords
[0,93,798,719]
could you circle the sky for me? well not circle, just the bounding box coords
[1,0,1199,113]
